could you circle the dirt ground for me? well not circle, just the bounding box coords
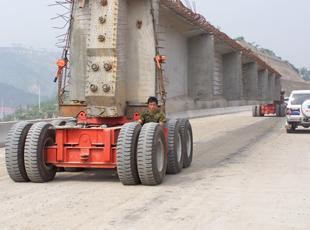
[1,111,310,229]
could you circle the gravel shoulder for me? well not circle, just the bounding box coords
[1,112,310,229]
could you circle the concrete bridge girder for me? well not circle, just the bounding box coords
[66,0,283,115]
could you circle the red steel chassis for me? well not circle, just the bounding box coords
[259,103,277,116]
[45,111,167,169]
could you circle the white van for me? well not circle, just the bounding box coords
[286,90,310,133]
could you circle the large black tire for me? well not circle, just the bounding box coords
[178,119,193,168]
[286,123,296,133]
[24,122,57,183]
[252,105,257,117]
[257,105,262,117]
[280,105,286,117]
[166,120,184,174]
[5,122,32,182]
[117,122,141,185]
[276,104,281,117]
[137,123,167,186]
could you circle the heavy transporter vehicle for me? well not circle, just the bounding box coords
[252,90,286,117]
[5,0,193,186]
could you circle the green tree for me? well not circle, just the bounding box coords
[2,98,57,121]
[299,67,310,82]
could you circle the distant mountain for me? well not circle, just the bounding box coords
[0,82,38,107]
[0,46,60,98]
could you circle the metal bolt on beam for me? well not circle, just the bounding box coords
[102,84,111,93]
[98,35,106,42]
[90,84,98,92]
[91,63,99,72]
[104,63,112,72]
[100,0,108,6]
[99,16,107,24]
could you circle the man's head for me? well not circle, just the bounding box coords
[147,96,159,112]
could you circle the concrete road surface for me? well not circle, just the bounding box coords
[1,111,310,230]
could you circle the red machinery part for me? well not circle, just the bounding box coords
[46,126,120,168]
[46,115,168,169]
[260,104,276,115]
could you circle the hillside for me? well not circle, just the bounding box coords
[235,38,305,82]
[0,46,59,98]
[0,82,37,107]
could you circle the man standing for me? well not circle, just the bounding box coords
[139,97,166,126]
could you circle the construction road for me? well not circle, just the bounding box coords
[1,111,310,230]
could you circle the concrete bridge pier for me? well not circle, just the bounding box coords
[268,73,276,101]
[258,69,269,101]
[274,76,281,100]
[188,34,214,101]
[223,52,243,101]
[242,62,258,100]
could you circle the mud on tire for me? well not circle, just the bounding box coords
[178,119,193,168]
[166,120,184,174]
[117,122,141,185]
[137,123,167,186]
[5,122,33,182]
[24,122,56,183]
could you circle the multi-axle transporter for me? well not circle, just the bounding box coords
[5,0,193,186]
[252,90,286,117]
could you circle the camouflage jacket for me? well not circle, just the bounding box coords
[140,110,166,124]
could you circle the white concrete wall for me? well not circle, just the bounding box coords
[223,52,243,101]
[188,34,214,100]
[242,62,258,100]
[161,22,188,98]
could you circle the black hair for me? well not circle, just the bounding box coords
[147,96,158,105]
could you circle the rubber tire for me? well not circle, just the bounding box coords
[252,105,257,117]
[137,123,167,186]
[5,122,33,182]
[116,122,141,185]
[286,124,296,133]
[257,105,262,117]
[50,119,66,126]
[281,105,286,117]
[24,122,57,183]
[178,119,193,168]
[276,104,281,117]
[166,120,184,174]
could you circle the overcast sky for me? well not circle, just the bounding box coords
[0,0,309,68]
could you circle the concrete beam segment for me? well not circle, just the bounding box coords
[242,62,258,100]
[126,0,156,103]
[69,2,90,102]
[258,69,269,101]
[188,34,214,100]
[223,52,243,100]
